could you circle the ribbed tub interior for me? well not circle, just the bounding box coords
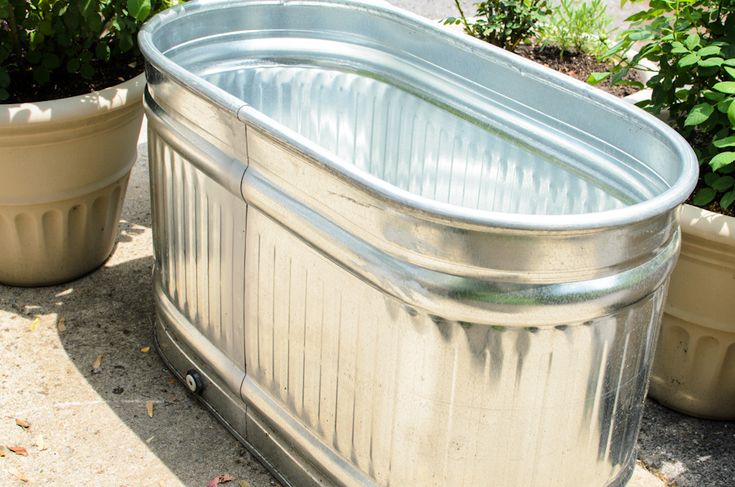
[201,61,630,216]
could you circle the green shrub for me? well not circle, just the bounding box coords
[596,0,735,211]
[540,0,613,58]
[444,0,550,52]
[0,0,177,103]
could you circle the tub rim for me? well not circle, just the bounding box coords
[139,0,699,232]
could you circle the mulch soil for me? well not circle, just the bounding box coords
[516,44,641,97]
[5,57,143,104]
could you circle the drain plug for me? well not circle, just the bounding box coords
[185,369,204,394]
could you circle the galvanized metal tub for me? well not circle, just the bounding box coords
[139,1,698,486]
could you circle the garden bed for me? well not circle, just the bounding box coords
[516,44,641,97]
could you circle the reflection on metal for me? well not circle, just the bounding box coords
[140,1,697,486]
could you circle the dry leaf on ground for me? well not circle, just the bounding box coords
[34,434,46,451]
[146,400,154,418]
[8,445,28,456]
[206,474,235,487]
[140,346,151,353]
[28,317,41,331]
[92,354,103,374]
[15,418,30,429]
[12,468,28,482]
[57,317,66,332]
[167,376,177,385]
[239,481,252,487]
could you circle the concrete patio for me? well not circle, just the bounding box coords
[1,2,734,486]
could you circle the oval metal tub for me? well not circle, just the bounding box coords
[139,1,698,486]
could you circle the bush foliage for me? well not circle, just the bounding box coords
[0,0,176,102]
[444,0,551,52]
[596,0,735,210]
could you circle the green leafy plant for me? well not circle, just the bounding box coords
[443,0,551,52]
[539,0,613,58]
[593,0,735,211]
[0,0,177,103]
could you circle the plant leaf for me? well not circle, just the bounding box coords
[80,63,95,80]
[0,46,9,64]
[714,82,735,94]
[678,53,700,67]
[729,97,735,127]
[721,190,735,210]
[697,45,721,57]
[66,58,81,73]
[684,103,714,126]
[712,176,735,191]
[704,90,726,102]
[127,0,152,22]
[714,135,735,148]
[718,98,733,114]
[587,72,609,85]
[725,66,735,80]
[710,152,735,171]
[95,43,111,62]
[41,53,60,70]
[704,172,719,186]
[684,33,700,50]
[692,187,716,206]
[699,57,723,67]
[78,0,95,19]
[628,30,653,41]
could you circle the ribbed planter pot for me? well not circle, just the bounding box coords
[648,205,735,419]
[0,74,145,286]
[623,87,735,419]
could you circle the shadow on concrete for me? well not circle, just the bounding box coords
[0,251,276,486]
[638,398,735,486]
[0,138,277,485]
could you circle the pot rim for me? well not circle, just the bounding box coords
[140,0,698,232]
[680,203,735,245]
[0,72,146,126]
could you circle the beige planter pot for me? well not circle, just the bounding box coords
[648,204,735,419]
[0,74,145,286]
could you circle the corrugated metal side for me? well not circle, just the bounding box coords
[243,207,664,487]
[149,129,247,371]
[204,66,626,216]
